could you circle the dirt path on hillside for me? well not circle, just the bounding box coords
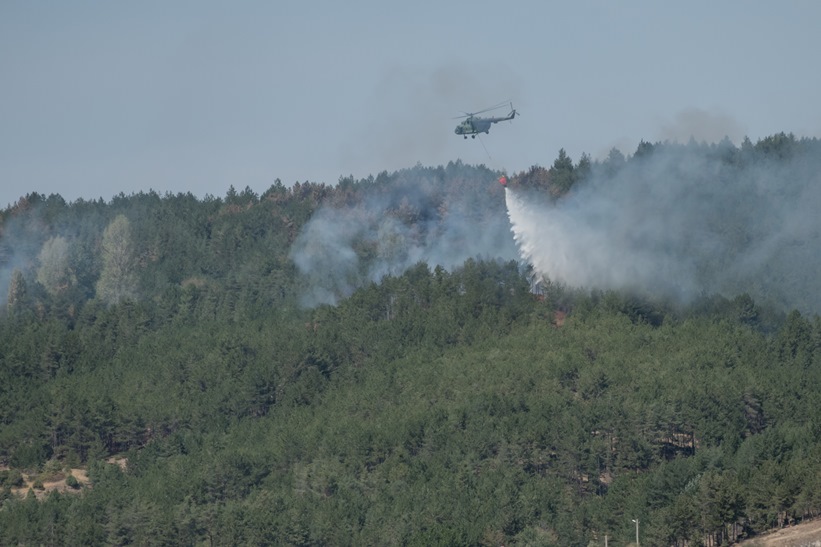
[738,519,821,546]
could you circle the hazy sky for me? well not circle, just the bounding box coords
[2,1,820,207]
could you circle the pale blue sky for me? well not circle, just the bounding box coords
[2,1,820,207]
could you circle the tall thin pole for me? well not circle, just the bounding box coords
[632,518,639,547]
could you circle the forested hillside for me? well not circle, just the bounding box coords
[2,136,821,545]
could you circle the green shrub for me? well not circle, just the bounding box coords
[65,474,80,489]
[0,469,24,488]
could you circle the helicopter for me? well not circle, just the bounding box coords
[454,101,517,138]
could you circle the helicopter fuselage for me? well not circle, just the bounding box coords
[454,109,516,138]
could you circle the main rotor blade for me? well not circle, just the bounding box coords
[453,100,512,119]
[470,100,512,116]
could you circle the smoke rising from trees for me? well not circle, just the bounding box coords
[289,164,519,307]
[506,135,821,313]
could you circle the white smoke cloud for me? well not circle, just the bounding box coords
[506,141,821,313]
[290,168,518,307]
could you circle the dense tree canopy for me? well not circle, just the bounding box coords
[2,139,821,545]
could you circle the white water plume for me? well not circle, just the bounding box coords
[504,140,821,313]
[505,188,696,300]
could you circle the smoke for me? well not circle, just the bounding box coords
[0,203,48,310]
[658,107,746,145]
[506,140,821,313]
[290,167,518,307]
[339,63,521,177]
[292,62,525,308]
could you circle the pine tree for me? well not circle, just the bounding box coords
[6,269,29,313]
